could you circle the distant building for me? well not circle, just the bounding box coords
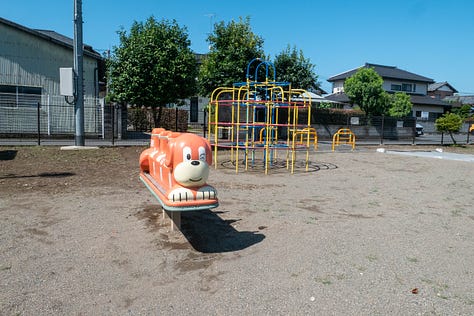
[443,95,474,107]
[0,17,106,136]
[325,63,452,121]
[0,17,105,101]
[428,82,458,99]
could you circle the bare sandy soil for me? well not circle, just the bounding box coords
[1,144,473,315]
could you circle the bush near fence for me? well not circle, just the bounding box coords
[127,107,188,132]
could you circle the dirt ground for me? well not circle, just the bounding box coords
[1,144,473,315]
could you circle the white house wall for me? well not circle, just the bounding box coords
[437,85,453,92]
[332,81,344,93]
[0,22,98,97]
[332,78,431,96]
[382,79,428,95]
[412,104,444,114]
[180,96,210,124]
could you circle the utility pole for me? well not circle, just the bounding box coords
[74,0,85,146]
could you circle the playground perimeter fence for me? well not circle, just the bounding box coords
[1,94,472,146]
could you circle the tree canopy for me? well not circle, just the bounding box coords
[198,17,265,97]
[435,112,463,144]
[452,104,472,119]
[108,16,198,125]
[273,45,320,90]
[388,92,412,118]
[344,67,389,117]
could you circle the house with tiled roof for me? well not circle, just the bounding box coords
[428,82,458,100]
[443,95,474,107]
[325,63,452,121]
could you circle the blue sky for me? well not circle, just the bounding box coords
[3,0,474,94]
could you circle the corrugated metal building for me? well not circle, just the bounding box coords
[0,16,105,136]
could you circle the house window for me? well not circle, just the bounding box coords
[391,84,402,91]
[402,84,412,92]
[0,85,42,108]
[415,111,429,120]
[190,97,198,122]
[391,83,414,93]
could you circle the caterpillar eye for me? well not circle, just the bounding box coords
[199,146,206,161]
[183,147,192,161]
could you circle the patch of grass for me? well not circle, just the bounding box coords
[368,201,380,207]
[315,277,332,285]
[436,293,449,300]
[421,278,450,299]
[421,278,434,285]
[366,254,378,262]
[315,273,345,285]
[407,257,419,263]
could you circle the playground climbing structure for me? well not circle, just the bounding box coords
[208,58,316,174]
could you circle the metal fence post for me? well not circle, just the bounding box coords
[380,115,384,145]
[37,102,41,145]
[203,110,207,138]
[111,103,115,146]
[175,107,178,132]
[466,124,470,144]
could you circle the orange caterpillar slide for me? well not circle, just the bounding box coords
[139,128,218,212]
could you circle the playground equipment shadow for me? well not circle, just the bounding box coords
[180,210,266,253]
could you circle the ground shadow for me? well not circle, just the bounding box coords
[220,158,338,174]
[0,150,17,161]
[0,171,75,180]
[180,210,265,253]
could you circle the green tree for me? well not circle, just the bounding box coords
[435,112,463,144]
[344,67,388,117]
[273,45,320,90]
[198,17,265,97]
[452,104,472,118]
[388,92,412,118]
[108,16,198,127]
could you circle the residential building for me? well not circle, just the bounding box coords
[325,63,452,121]
[428,81,458,99]
[443,95,474,108]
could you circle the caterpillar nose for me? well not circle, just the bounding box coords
[191,160,200,166]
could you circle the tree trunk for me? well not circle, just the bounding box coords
[449,131,457,145]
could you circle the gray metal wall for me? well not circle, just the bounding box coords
[0,22,99,98]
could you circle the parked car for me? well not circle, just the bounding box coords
[416,124,424,136]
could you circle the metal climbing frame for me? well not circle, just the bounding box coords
[208,58,316,174]
[332,128,356,151]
